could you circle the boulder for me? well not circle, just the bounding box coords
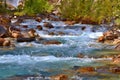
[0,38,5,46]
[43,22,54,29]
[113,55,120,64]
[77,53,84,58]
[51,74,68,80]
[43,40,61,45]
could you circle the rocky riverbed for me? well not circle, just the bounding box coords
[0,15,120,80]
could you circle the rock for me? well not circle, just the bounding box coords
[11,31,22,38]
[113,39,120,45]
[115,44,120,50]
[51,74,68,80]
[81,26,86,30]
[110,67,120,73]
[103,30,118,40]
[0,38,5,46]
[77,53,84,58]
[17,38,35,42]
[0,26,6,37]
[35,17,42,22]
[76,67,95,73]
[22,25,28,29]
[3,40,11,46]
[28,29,37,38]
[36,25,42,30]
[113,55,120,64]
[0,38,11,46]
[97,36,105,42]
[43,40,61,45]
[49,32,55,35]
[43,22,54,29]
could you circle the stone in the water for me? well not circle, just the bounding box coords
[115,44,120,50]
[0,38,5,46]
[97,36,105,42]
[76,67,95,73]
[77,53,84,58]
[43,40,61,45]
[36,25,43,30]
[51,74,68,80]
[111,67,120,73]
[17,38,35,42]
[43,22,54,29]
[35,17,42,22]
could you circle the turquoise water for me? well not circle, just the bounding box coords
[0,20,119,79]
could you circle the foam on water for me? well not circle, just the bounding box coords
[0,55,111,64]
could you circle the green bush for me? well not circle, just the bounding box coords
[59,0,120,24]
[21,0,53,16]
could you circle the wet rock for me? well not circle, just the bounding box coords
[76,67,95,73]
[103,30,118,40]
[36,25,43,30]
[77,53,84,58]
[22,25,28,29]
[43,40,61,45]
[0,38,11,46]
[97,36,105,42]
[113,39,120,45]
[11,31,22,38]
[44,22,54,29]
[35,17,42,22]
[81,26,86,30]
[28,28,37,38]
[113,55,120,64]
[17,38,35,42]
[51,74,68,80]
[110,67,120,73]
[0,26,6,37]
[57,32,65,35]
[49,32,55,35]
[115,44,120,50]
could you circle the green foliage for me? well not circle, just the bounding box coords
[21,0,53,16]
[59,0,120,24]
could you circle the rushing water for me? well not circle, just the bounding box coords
[0,20,120,80]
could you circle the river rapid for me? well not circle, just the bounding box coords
[0,19,120,80]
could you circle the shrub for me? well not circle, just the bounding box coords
[22,0,53,16]
[59,0,120,24]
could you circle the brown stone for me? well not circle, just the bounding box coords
[115,44,120,50]
[11,31,22,38]
[64,21,76,25]
[43,22,54,28]
[43,40,61,45]
[77,53,84,58]
[35,17,42,22]
[111,67,120,73]
[0,38,5,46]
[36,25,42,30]
[113,39,120,45]
[3,40,11,46]
[51,74,68,80]
[77,67,95,73]
[97,36,105,42]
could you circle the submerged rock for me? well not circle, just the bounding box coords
[76,67,95,73]
[43,40,61,45]
[36,25,43,30]
[17,38,35,42]
[35,17,42,22]
[51,74,68,80]
[43,22,54,29]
